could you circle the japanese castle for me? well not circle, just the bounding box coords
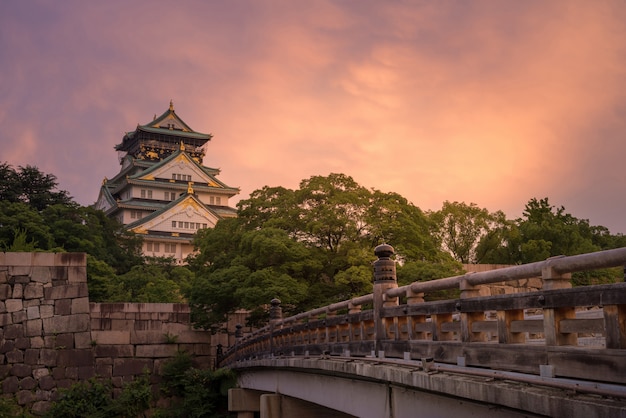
[95,101,239,263]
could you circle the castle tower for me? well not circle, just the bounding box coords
[95,102,240,263]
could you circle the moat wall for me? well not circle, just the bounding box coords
[0,252,240,415]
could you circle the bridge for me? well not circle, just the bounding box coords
[219,245,626,417]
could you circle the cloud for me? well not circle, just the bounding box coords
[1,0,625,233]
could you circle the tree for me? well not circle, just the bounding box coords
[430,201,503,264]
[0,162,73,211]
[188,173,453,330]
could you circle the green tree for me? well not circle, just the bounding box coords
[430,201,504,264]
[188,173,451,330]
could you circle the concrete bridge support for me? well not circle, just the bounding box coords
[229,388,354,418]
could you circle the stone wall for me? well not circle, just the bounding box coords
[463,264,543,296]
[0,252,226,415]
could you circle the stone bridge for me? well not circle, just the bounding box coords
[221,246,626,418]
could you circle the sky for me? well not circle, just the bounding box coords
[1,1,626,233]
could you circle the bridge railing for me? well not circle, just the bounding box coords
[220,246,626,385]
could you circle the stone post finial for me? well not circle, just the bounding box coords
[269,298,282,322]
[373,243,396,283]
[235,324,243,339]
[372,244,398,358]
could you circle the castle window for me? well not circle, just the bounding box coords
[165,243,176,253]
[202,223,207,228]
[178,221,183,228]
[147,242,160,252]
[184,222,189,228]
[141,189,145,198]
[209,196,214,204]
[171,221,176,228]
[216,197,221,205]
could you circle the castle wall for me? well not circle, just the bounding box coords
[0,252,222,415]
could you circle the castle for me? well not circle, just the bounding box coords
[95,102,239,262]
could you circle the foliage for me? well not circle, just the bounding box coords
[0,162,73,211]
[188,173,451,330]
[478,197,602,264]
[158,352,236,418]
[429,201,504,264]
[45,378,114,418]
[45,374,152,418]
[0,396,32,418]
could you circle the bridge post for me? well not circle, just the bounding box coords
[373,244,398,357]
[542,263,577,346]
[269,298,282,357]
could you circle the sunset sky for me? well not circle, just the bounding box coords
[2,1,626,233]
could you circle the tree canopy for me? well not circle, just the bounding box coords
[1,162,624,329]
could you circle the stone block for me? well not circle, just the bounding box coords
[78,366,95,380]
[57,349,93,367]
[5,299,23,312]
[113,358,153,377]
[0,312,13,326]
[31,252,55,266]
[45,283,88,300]
[0,300,5,313]
[0,270,6,284]
[39,304,54,318]
[31,400,52,415]
[19,376,36,390]
[54,299,71,315]
[131,330,167,345]
[52,266,68,281]
[27,306,40,320]
[5,252,32,266]
[16,390,34,405]
[161,322,190,334]
[30,336,44,348]
[91,317,112,330]
[65,366,78,379]
[33,367,49,379]
[57,379,74,389]
[96,364,113,378]
[55,252,86,267]
[6,350,24,363]
[54,333,74,349]
[24,319,43,337]
[74,331,93,349]
[0,283,13,299]
[71,297,90,314]
[11,275,31,284]
[0,340,15,354]
[0,365,10,379]
[14,337,30,349]
[51,367,65,380]
[24,299,40,308]
[24,349,39,364]
[31,266,53,283]
[39,349,57,367]
[110,319,134,330]
[134,320,162,331]
[176,330,211,344]
[68,266,87,283]
[136,344,178,358]
[43,313,90,334]
[11,363,31,377]
[2,376,18,393]
[92,330,131,345]
[39,375,56,390]
[12,310,27,324]
[24,283,44,299]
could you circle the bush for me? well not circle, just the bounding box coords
[45,374,152,418]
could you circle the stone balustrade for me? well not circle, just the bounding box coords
[220,246,626,386]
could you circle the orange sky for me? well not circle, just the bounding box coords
[2,1,626,233]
